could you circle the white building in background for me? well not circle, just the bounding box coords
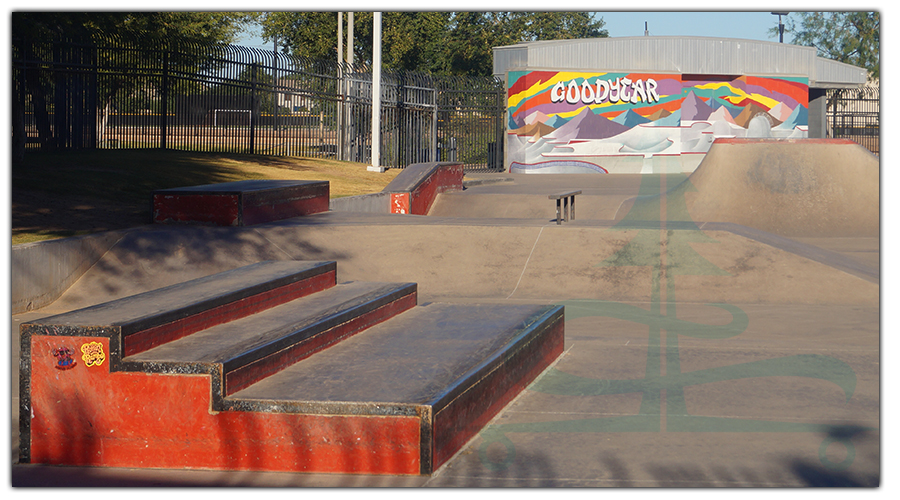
[493,36,868,174]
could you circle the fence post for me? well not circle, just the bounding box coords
[832,89,841,139]
[273,42,279,136]
[396,72,404,167]
[161,49,168,149]
[12,45,26,161]
[88,43,98,149]
[250,62,258,154]
[53,40,68,149]
[71,43,84,149]
[496,86,505,170]
[431,84,438,162]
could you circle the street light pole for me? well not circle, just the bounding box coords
[347,12,354,67]
[772,12,789,43]
[368,12,384,172]
[337,12,344,161]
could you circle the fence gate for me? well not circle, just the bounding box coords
[435,75,506,172]
[827,86,879,156]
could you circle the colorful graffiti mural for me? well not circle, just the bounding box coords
[507,71,809,174]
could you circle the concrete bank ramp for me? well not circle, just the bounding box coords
[430,174,645,221]
[41,221,877,311]
[616,139,879,237]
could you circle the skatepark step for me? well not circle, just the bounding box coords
[19,261,565,476]
[125,281,418,396]
[384,162,464,215]
[227,302,564,474]
[25,260,339,358]
[152,179,330,226]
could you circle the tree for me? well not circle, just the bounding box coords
[12,12,251,46]
[508,11,607,41]
[445,12,608,76]
[259,11,340,61]
[381,12,453,74]
[259,12,451,73]
[12,12,253,156]
[256,12,608,77]
[777,12,879,80]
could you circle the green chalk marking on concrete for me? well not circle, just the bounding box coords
[478,173,868,472]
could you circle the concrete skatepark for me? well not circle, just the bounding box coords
[11,139,879,486]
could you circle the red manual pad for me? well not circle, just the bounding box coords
[28,335,422,475]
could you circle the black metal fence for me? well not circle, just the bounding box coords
[12,35,506,171]
[828,85,879,156]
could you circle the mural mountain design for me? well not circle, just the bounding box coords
[681,91,714,121]
[546,115,569,129]
[512,121,557,139]
[647,108,673,121]
[525,110,551,125]
[708,106,737,124]
[734,103,782,128]
[614,109,652,128]
[547,107,630,142]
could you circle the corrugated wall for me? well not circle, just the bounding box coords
[494,37,865,87]
[814,58,869,87]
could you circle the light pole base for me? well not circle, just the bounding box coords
[367,166,386,173]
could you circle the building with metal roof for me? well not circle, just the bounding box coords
[493,36,868,174]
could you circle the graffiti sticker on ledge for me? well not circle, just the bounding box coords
[81,341,106,368]
[52,347,77,370]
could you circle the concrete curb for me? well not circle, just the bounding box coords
[11,229,131,314]
[329,192,391,213]
[463,177,515,188]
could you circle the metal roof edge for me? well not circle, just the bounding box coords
[503,35,818,50]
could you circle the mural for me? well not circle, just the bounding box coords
[507,70,809,174]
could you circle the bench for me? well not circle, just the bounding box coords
[549,190,581,224]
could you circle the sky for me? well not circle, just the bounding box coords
[595,11,790,42]
[233,10,797,49]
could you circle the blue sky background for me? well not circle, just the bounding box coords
[595,11,790,42]
[235,11,795,49]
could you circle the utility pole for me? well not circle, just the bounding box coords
[338,12,343,70]
[344,12,354,162]
[368,12,384,172]
[337,12,344,161]
[347,12,354,67]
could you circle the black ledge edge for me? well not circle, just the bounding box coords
[382,162,463,194]
[21,260,338,341]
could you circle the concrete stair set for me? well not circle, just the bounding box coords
[20,260,564,475]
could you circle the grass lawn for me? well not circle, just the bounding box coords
[11,149,402,245]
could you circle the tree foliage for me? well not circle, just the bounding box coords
[12,11,252,45]
[778,11,880,79]
[257,12,608,77]
[11,12,253,157]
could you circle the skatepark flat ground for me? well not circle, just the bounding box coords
[11,170,880,487]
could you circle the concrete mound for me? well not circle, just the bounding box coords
[616,139,879,237]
